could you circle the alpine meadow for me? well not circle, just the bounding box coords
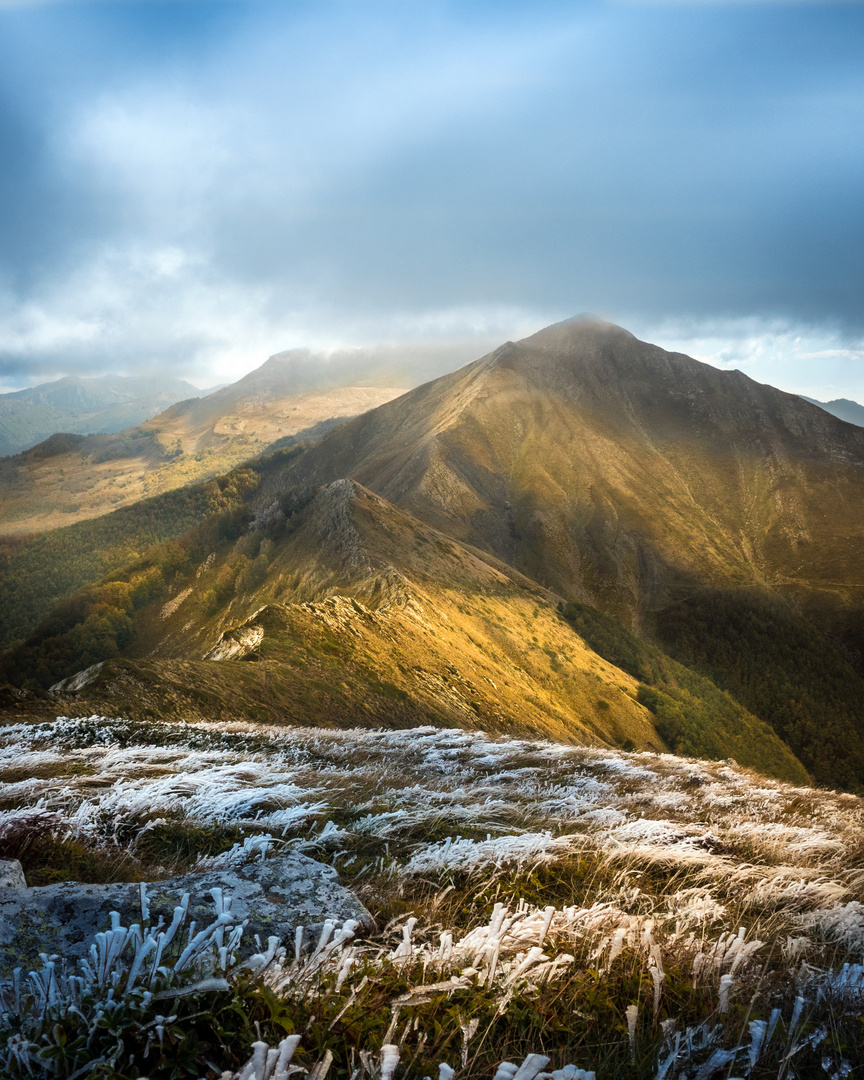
[3,2,864,1078]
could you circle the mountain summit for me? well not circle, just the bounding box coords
[268,316,864,623]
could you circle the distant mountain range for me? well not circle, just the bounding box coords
[0,352,408,535]
[801,395,864,428]
[4,318,864,794]
[0,374,211,457]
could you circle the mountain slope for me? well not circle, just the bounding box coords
[273,318,864,624]
[5,316,861,788]
[0,478,806,783]
[0,351,405,535]
[653,588,864,792]
[239,317,864,788]
[0,454,278,653]
[0,374,206,457]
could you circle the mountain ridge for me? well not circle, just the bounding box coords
[801,394,864,428]
[5,315,864,789]
[1,475,807,784]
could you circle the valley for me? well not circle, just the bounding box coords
[0,351,406,535]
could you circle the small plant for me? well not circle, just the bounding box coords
[0,886,292,1077]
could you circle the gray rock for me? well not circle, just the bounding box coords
[204,620,265,661]
[0,851,370,977]
[0,859,25,888]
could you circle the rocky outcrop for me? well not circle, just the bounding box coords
[204,620,265,660]
[307,478,371,570]
[49,662,104,694]
[0,851,370,977]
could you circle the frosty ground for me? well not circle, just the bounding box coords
[2,716,864,1078]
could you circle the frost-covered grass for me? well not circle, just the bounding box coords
[3,716,864,1077]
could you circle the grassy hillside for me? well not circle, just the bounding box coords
[561,600,809,786]
[0,480,664,751]
[0,475,807,783]
[0,453,301,653]
[1,716,861,1077]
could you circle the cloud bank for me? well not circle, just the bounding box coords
[0,0,862,395]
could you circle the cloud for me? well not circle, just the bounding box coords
[630,315,864,401]
[3,236,861,405]
[1,1,863,395]
[0,237,551,387]
[0,243,269,384]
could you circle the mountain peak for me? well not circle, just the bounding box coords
[482,314,678,393]
[273,314,864,629]
[521,314,633,349]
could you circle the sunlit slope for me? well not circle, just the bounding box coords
[0,456,277,654]
[277,318,864,623]
[0,478,805,782]
[0,351,403,535]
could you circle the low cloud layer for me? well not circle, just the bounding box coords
[1,1,863,396]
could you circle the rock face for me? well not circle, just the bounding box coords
[204,620,265,661]
[0,860,25,888]
[0,851,371,977]
[49,661,104,694]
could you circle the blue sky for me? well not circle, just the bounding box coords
[1,0,863,398]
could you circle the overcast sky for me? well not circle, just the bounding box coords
[1,0,863,399]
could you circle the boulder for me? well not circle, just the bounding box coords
[0,851,371,978]
[0,860,25,888]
